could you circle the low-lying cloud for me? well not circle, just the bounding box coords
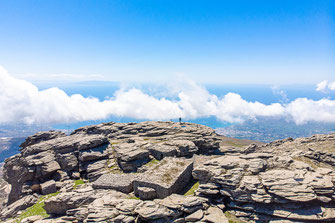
[316,80,335,93]
[1,66,335,125]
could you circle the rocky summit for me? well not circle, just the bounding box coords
[1,121,335,222]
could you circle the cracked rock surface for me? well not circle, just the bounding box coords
[1,121,335,222]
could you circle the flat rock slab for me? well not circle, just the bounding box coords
[41,180,57,195]
[92,173,139,193]
[133,157,194,198]
[115,143,150,162]
[137,186,157,200]
[185,209,204,222]
[203,207,229,223]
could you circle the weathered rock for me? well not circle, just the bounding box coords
[163,140,198,157]
[135,201,174,220]
[197,183,220,196]
[115,199,143,213]
[4,122,335,223]
[158,194,188,209]
[41,180,57,195]
[181,196,203,213]
[203,207,229,223]
[148,144,177,160]
[55,152,78,172]
[0,195,38,219]
[115,143,150,163]
[93,173,137,193]
[185,209,204,222]
[19,131,66,148]
[133,157,193,199]
[20,215,44,223]
[113,214,135,223]
[44,187,97,215]
[115,143,150,172]
[137,186,157,200]
[260,169,317,202]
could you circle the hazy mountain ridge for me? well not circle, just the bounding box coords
[216,117,335,142]
[0,137,26,163]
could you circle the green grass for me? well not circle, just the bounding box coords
[152,139,168,144]
[107,159,124,174]
[127,195,140,200]
[17,192,60,222]
[144,158,160,167]
[73,179,85,189]
[184,181,199,196]
[110,141,120,145]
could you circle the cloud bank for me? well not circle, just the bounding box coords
[316,80,335,93]
[1,66,335,125]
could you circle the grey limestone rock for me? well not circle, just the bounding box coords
[93,173,138,193]
[4,122,335,223]
[0,194,38,219]
[44,187,97,215]
[41,180,57,195]
[19,130,66,148]
[203,207,229,223]
[137,186,157,200]
[133,157,193,199]
[185,209,204,222]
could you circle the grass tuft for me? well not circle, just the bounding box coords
[127,195,140,200]
[73,179,85,189]
[17,192,60,222]
[184,181,199,196]
[145,158,160,167]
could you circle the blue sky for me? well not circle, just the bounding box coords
[0,0,334,84]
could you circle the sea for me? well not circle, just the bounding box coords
[36,81,333,130]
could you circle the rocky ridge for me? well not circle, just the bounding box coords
[1,121,335,222]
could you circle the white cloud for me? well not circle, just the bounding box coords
[1,65,335,125]
[316,80,329,92]
[0,66,184,124]
[329,82,335,91]
[271,85,288,104]
[286,98,335,124]
[316,80,335,93]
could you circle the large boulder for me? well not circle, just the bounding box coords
[193,142,335,222]
[41,180,57,195]
[0,195,38,219]
[93,173,138,193]
[19,131,66,148]
[133,157,193,199]
[114,143,150,172]
[44,187,97,215]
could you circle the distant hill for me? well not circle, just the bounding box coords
[216,117,335,142]
[0,137,25,162]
